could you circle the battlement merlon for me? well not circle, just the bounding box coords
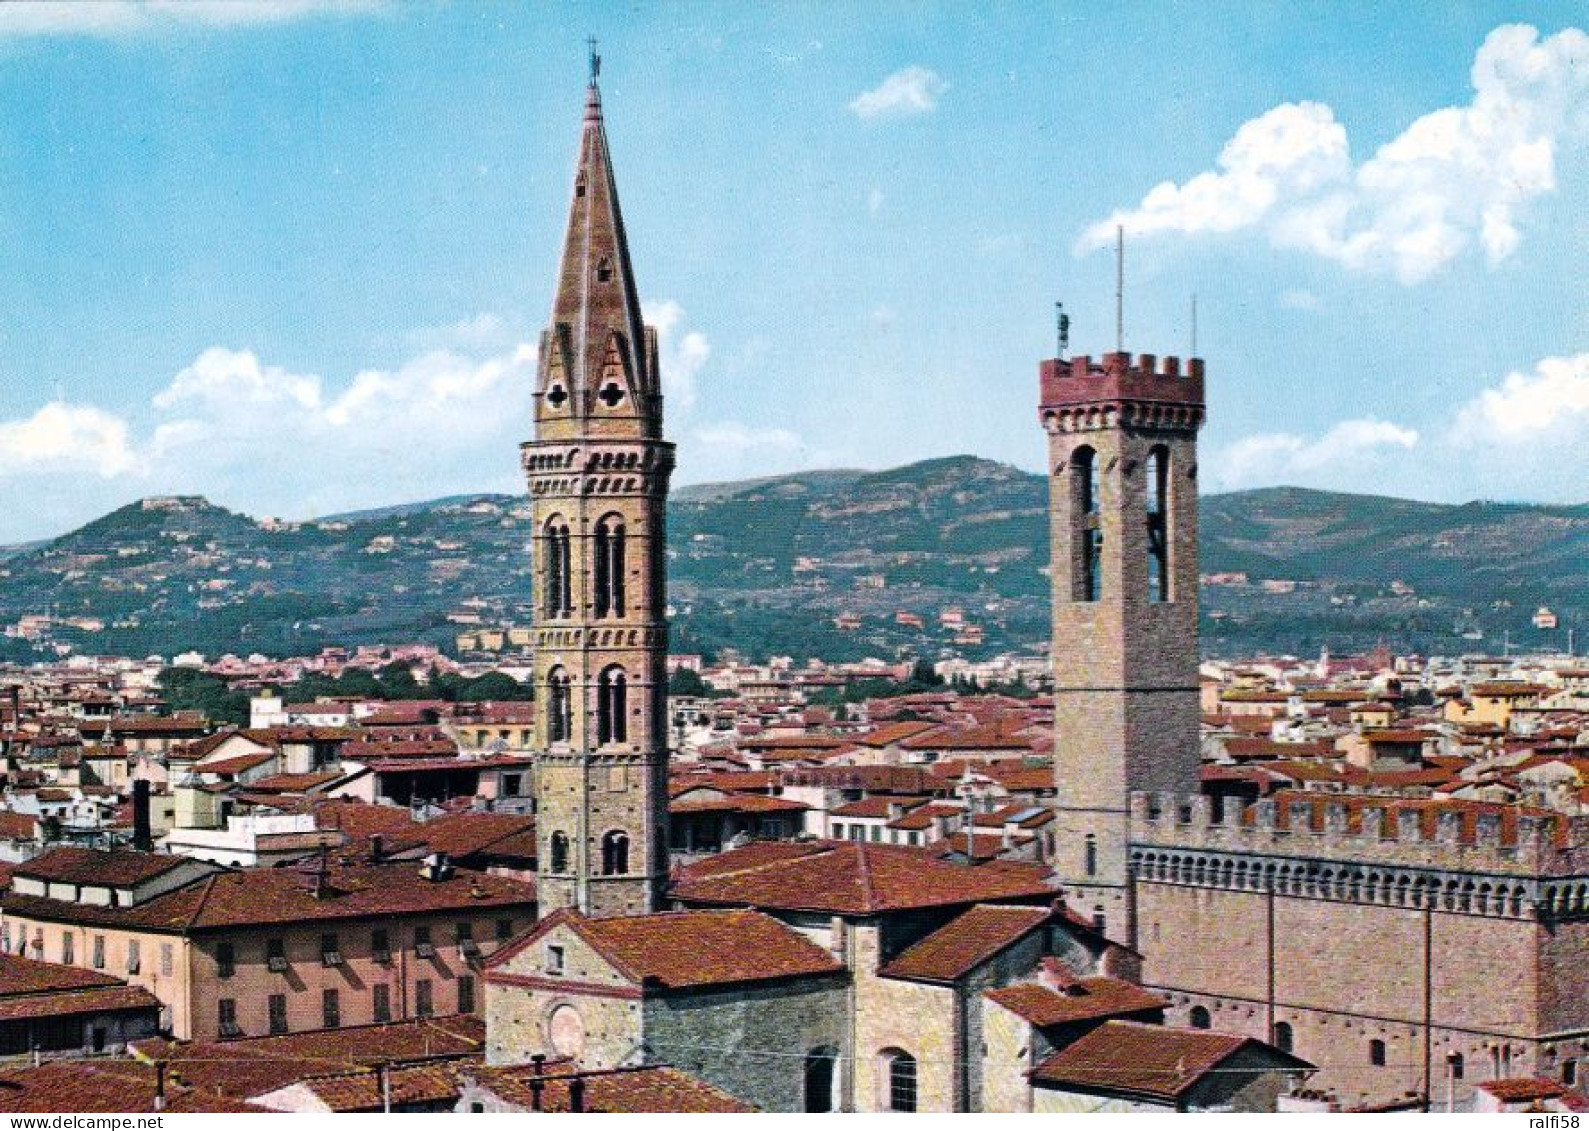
[1039,352,1205,430]
[1128,790,1589,881]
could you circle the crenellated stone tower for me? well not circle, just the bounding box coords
[1040,350,1204,943]
[526,63,673,917]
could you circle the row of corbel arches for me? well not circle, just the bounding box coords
[1131,849,1543,918]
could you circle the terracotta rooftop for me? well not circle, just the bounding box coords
[0,1059,266,1113]
[879,905,1052,983]
[14,847,194,888]
[130,1015,484,1101]
[4,858,534,932]
[1479,1077,1569,1102]
[673,839,1055,915]
[670,791,808,815]
[268,1063,462,1112]
[0,953,126,997]
[985,978,1167,1027]
[493,909,843,990]
[830,795,927,819]
[0,984,160,1023]
[195,751,277,775]
[468,1064,754,1113]
[856,721,942,747]
[1032,1020,1309,1100]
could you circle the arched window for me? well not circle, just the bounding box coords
[1189,1006,1211,1030]
[546,668,572,744]
[601,830,629,876]
[1146,445,1171,602]
[1070,446,1102,602]
[1273,1021,1293,1054]
[542,519,572,618]
[804,1047,837,1113]
[593,516,626,618]
[597,666,628,745]
[548,831,569,874]
[885,1050,917,1113]
[1084,833,1098,877]
[1369,1038,1386,1067]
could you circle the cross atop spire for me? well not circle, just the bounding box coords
[587,35,600,85]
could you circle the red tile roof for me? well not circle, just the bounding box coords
[14,847,194,887]
[670,792,808,815]
[274,1063,461,1112]
[830,795,927,819]
[468,1065,754,1113]
[1031,1020,1309,1100]
[0,984,160,1023]
[879,905,1052,982]
[1480,1078,1569,1102]
[985,979,1167,1026]
[4,859,534,932]
[0,954,126,996]
[493,909,842,990]
[195,751,277,775]
[130,1016,484,1101]
[674,840,1055,915]
[0,1059,266,1113]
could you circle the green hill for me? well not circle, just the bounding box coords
[0,461,1580,663]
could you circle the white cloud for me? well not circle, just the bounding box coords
[643,300,710,414]
[0,401,142,478]
[1450,352,1589,444]
[1212,418,1419,491]
[849,66,947,120]
[0,1,383,38]
[1080,24,1588,283]
[693,422,804,455]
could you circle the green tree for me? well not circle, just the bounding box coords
[667,668,713,697]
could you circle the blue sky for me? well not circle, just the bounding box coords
[0,1,1584,542]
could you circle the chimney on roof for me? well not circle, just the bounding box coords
[568,1075,585,1113]
[528,1074,545,1111]
[1038,956,1084,996]
[369,833,384,863]
[153,1061,166,1112]
[420,851,454,882]
[132,779,153,852]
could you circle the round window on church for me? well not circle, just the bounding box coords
[548,1003,586,1059]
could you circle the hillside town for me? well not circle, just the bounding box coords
[0,34,1583,1121]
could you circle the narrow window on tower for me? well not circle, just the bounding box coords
[549,831,570,874]
[1146,445,1171,602]
[543,518,571,619]
[1070,446,1102,602]
[546,668,572,744]
[557,524,572,616]
[601,830,630,875]
[609,520,625,616]
[597,666,628,744]
[593,518,610,618]
[1084,833,1098,877]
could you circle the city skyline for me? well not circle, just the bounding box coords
[0,2,1584,543]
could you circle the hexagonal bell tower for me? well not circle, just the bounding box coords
[1040,349,1205,944]
[525,65,674,918]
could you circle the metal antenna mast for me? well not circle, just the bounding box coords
[1115,225,1124,353]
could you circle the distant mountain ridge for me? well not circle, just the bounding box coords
[0,456,1581,662]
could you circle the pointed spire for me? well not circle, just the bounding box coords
[539,50,656,435]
